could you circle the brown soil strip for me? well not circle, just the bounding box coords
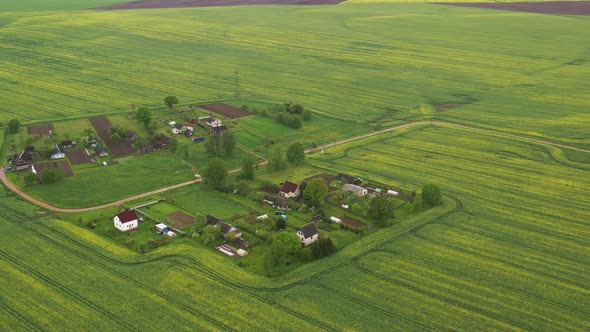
[341,216,365,228]
[167,211,195,229]
[439,1,590,16]
[199,103,255,119]
[89,117,135,157]
[65,149,92,165]
[27,124,54,136]
[95,0,345,10]
[34,161,74,177]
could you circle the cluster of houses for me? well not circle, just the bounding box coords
[166,115,227,141]
[337,173,399,197]
[261,181,300,211]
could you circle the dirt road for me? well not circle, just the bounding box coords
[2,121,588,213]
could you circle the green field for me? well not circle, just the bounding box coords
[0,3,589,148]
[2,124,588,329]
[1,0,590,330]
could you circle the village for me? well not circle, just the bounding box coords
[2,99,425,275]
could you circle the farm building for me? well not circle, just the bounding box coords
[60,140,76,148]
[207,215,242,238]
[280,181,300,198]
[172,123,184,135]
[297,222,319,246]
[209,125,227,136]
[50,145,65,159]
[114,210,139,232]
[94,147,108,157]
[342,183,368,196]
[198,116,222,128]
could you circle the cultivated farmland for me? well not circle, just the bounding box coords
[2,123,588,329]
[0,4,588,148]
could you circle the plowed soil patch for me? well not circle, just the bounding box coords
[341,216,365,228]
[90,117,135,157]
[34,161,74,177]
[199,103,255,119]
[66,149,92,165]
[440,1,590,15]
[27,124,53,136]
[167,211,195,229]
[95,0,345,10]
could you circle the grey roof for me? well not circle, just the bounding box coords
[298,222,318,239]
[342,183,367,195]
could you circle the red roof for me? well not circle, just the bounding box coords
[116,210,138,223]
[281,181,299,194]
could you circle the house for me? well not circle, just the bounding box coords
[172,123,184,135]
[86,136,97,147]
[274,196,289,210]
[21,146,36,161]
[60,140,76,148]
[198,116,222,128]
[14,159,30,171]
[297,222,319,246]
[206,215,242,238]
[342,183,368,196]
[113,210,139,232]
[94,147,108,157]
[234,237,251,249]
[280,181,300,198]
[262,195,275,205]
[50,145,65,159]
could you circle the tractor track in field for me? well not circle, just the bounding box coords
[0,203,330,331]
[0,205,234,331]
[411,233,590,292]
[0,296,44,332]
[387,249,590,320]
[1,121,588,213]
[0,249,138,332]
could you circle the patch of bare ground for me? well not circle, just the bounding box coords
[94,0,345,10]
[439,1,590,16]
[89,117,135,157]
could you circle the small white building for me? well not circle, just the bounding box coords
[297,222,319,247]
[155,223,168,234]
[256,214,269,220]
[237,249,248,257]
[342,183,368,196]
[114,210,139,232]
[330,216,342,224]
[386,189,400,196]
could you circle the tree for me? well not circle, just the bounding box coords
[311,237,335,259]
[275,218,286,230]
[7,119,20,133]
[136,107,152,129]
[286,142,305,165]
[422,183,442,207]
[264,240,287,273]
[134,137,150,151]
[164,96,179,110]
[204,158,228,191]
[222,131,236,154]
[273,231,301,254]
[205,135,221,156]
[201,225,221,245]
[303,178,328,207]
[237,181,250,194]
[302,109,313,121]
[368,195,395,227]
[268,146,288,172]
[240,155,255,180]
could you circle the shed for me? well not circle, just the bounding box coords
[387,189,400,196]
[237,249,248,257]
[330,216,342,224]
[155,223,168,234]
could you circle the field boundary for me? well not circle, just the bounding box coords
[1,121,589,212]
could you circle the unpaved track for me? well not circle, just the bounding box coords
[2,121,588,213]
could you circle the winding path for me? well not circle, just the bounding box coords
[2,121,588,213]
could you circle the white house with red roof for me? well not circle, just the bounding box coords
[280,181,300,198]
[114,210,139,232]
